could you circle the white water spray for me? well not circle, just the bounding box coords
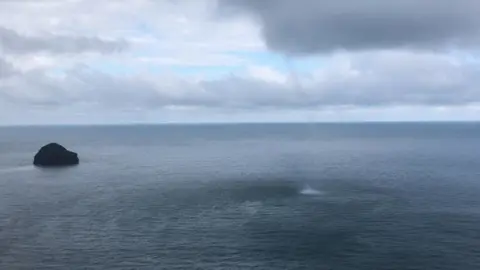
[0,165,34,174]
[300,184,323,196]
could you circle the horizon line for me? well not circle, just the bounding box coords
[1,120,479,128]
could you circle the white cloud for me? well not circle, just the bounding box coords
[246,65,288,84]
[3,50,480,109]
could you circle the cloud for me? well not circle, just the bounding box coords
[0,1,262,68]
[1,0,480,124]
[217,0,480,55]
[0,27,128,55]
[2,50,479,111]
[0,57,16,78]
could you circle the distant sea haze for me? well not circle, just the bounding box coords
[1,123,480,269]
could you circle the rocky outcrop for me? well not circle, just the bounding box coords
[33,143,79,167]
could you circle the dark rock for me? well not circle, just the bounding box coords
[33,143,79,167]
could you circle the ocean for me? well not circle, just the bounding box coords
[0,123,479,269]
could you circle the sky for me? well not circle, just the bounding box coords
[1,0,480,125]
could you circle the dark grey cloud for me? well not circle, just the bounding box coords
[217,0,480,54]
[0,27,128,55]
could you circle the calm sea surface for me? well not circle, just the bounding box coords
[0,123,479,269]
